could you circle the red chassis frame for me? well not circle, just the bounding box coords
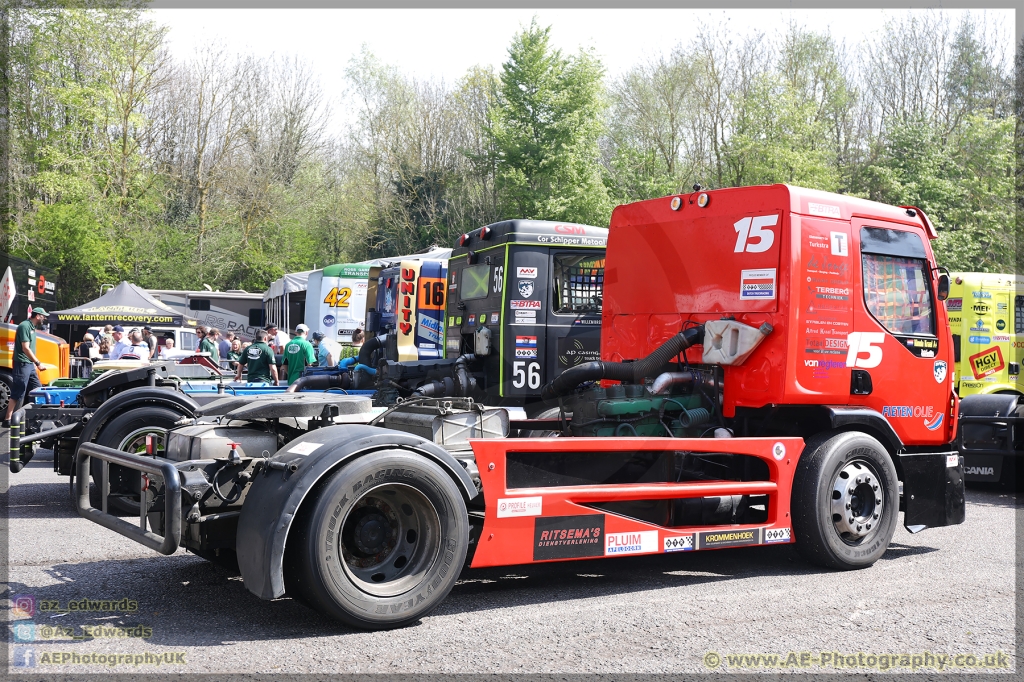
[468,436,802,568]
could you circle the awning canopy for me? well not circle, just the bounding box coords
[263,271,314,302]
[49,281,185,326]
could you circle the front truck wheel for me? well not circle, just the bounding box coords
[286,449,469,629]
[791,431,899,570]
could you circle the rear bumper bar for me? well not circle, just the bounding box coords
[76,442,182,555]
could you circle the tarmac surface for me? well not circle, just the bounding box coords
[3,445,1019,675]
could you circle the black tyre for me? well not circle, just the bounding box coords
[791,431,899,570]
[87,405,183,514]
[286,449,469,630]
[0,370,12,415]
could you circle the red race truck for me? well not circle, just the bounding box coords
[71,185,964,630]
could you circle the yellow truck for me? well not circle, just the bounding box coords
[948,272,1024,484]
[947,272,1022,397]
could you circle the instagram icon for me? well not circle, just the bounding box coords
[11,595,36,619]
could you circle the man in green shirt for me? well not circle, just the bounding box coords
[281,323,316,385]
[234,330,279,384]
[4,307,47,427]
[197,325,220,367]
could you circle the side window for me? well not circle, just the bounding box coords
[188,299,210,311]
[552,254,605,314]
[248,308,263,326]
[1015,295,1024,334]
[862,254,935,336]
[180,331,197,351]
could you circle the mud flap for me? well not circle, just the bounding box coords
[898,452,965,532]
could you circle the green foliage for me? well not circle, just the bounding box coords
[488,20,611,226]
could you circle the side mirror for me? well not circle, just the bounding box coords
[937,272,950,301]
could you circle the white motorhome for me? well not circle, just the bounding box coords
[147,290,265,343]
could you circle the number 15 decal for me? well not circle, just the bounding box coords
[846,332,884,369]
[734,215,778,253]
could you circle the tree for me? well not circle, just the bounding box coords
[487,20,610,225]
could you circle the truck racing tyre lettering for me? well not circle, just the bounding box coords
[88,406,183,514]
[285,449,469,629]
[791,431,899,570]
[0,370,12,414]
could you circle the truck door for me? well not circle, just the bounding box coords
[852,223,950,445]
[543,251,603,388]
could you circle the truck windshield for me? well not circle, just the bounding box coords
[862,254,934,335]
[553,255,604,314]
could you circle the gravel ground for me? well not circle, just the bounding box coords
[4,445,1018,675]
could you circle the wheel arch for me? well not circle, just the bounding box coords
[235,425,477,601]
[76,387,199,449]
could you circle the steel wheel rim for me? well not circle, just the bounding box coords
[339,482,441,598]
[830,458,883,543]
[118,427,166,455]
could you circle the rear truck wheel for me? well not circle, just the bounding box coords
[791,431,899,570]
[285,449,469,630]
[86,405,183,514]
[0,370,13,414]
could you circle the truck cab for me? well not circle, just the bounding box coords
[445,220,607,405]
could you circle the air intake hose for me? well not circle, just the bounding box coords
[540,325,704,400]
[357,334,387,368]
[285,371,351,393]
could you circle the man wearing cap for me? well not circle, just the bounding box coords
[266,323,290,355]
[198,325,220,365]
[3,307,48,427]
[311,330,342,368]
[234,329,279,384]
[280,324,316,385]
[141,326,158,361]
[107,325,132,360]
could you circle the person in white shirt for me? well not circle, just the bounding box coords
[266,323,290,354]
[158,337,177,359]
[119,330,151,362]
[108,325,131,359]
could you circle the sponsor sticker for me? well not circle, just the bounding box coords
[515,335,537,347]
[490,313,499,324]
[663,535,693,552]
[740,268,777,300]
[830,231,848,256]
[972,290,992,299]
[968,346,1004,379]
[946,454,960,468]
[496,496,542,518]
[322,315,335,327]
[946,298,962,311]
[763,527,791,543]
[972,303,990,314]
[517,280,534,298]
[933,360,947,383]
[968,336,991,344]
[924,414,944,431]
[698,528,760,549]
[515,348,538,358]
[533,515,605,560]
[807,202,842,219]
[605,530,659,556]
[511,299,542,309]
[287,442,322,456]
[516,266,538,279]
